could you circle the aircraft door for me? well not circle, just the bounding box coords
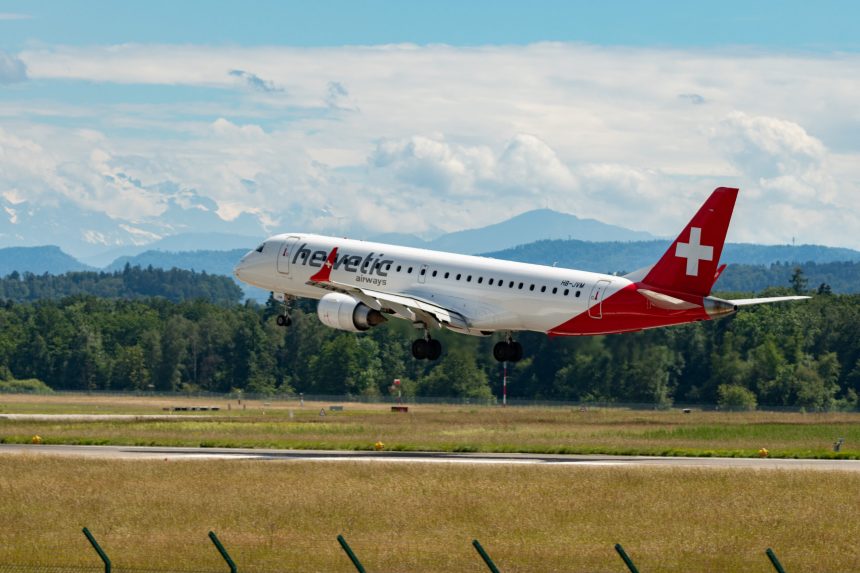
[277,237,300,275]
[588,280,611,319]
[418,264,429,284]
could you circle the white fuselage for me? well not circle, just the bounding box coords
[234,233,630,335]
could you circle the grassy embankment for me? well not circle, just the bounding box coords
[0,394,858,458]
[0,456,858,573]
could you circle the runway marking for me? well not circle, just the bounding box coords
[0,414,207,421]
[1,444,857,471]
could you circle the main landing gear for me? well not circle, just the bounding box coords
[493,336,523,363]
[411,334,442,361]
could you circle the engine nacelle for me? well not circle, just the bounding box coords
[316,293,387,332]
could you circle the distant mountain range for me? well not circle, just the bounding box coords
[83,232,262,267]
[1,195,661,264]
[485,239,860,275]
[3,207,860,300]
[367,208,656,252]
[0,188,267,261]
[0,246,94,277]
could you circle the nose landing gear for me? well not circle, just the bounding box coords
[275,294,293,327]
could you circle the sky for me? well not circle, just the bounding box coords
[1,0,860,257]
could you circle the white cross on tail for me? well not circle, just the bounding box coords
[675,227,713,276]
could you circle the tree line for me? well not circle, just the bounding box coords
[0,283,858,410]
[0,265,243,305]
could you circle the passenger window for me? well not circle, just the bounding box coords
[488,278,494,285]
[385,263,391,271]
[564,289,569,296]
[509,281,514,288]
[408,267,413,274]
[397,265,402,272]
[518,282,524,289]
[576,291,581,297]
[456,274,461,280]
[467,275,472,282]
[529,284,535,291]
[444,272,450,279]
[432,270,438,277]
[541,286,546,293]
[552,287,558,294]
[420,268,426,275]
[477,277,483,284]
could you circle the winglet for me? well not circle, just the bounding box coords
[310,247,338,282]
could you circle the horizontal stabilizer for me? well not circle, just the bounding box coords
[729,296,811,307]
[637,289,701,310]
[623,265,653,283]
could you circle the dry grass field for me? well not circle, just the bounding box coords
[0,455,857,573]
[1,394,858,458]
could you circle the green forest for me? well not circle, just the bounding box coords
[0,265,243,305]
[0,267,858,410]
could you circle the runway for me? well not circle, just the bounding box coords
[1,443,858,471]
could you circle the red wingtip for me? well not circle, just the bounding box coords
[310,247,338,282]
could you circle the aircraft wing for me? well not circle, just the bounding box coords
[305,248,471,330]
[727,295,811,306]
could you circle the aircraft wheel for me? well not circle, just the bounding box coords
[493,341,509,362]
[509,341,523,362]
[427,339,442,360]
[411,339,429,359]
[493,341,523,362]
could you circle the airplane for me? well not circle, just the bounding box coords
[234,187,809,362]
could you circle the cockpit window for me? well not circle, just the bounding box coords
[255,244,265,253]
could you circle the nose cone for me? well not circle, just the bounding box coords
[233,251,256,284]
[233,260,245,281]
[233,250,271,289]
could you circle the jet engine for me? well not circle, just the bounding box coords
[316,293,387,332]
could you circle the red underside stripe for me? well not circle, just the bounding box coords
[547,283,710,336]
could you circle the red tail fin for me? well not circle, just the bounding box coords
[641,187,738,296]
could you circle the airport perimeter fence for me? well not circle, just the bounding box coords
[1,388,851,414]
[0,529,795,573]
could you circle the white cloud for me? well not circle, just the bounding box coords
[3,43,860,250]
[0,51,27,83]
[228,69,283,93]
[714,112,826,179]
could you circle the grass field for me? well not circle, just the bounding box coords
[1,394,858,459]
[0,456,858,573]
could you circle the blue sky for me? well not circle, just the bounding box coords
[1,1,859,258]
[2,1,859,50]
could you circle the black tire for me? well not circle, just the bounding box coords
[510,341,523,362]
[427,339,442,360]
[493,341,509,362]
[411,339,429,359]
[276,315,287,327]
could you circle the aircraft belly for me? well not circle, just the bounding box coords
[548,283,711,336]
